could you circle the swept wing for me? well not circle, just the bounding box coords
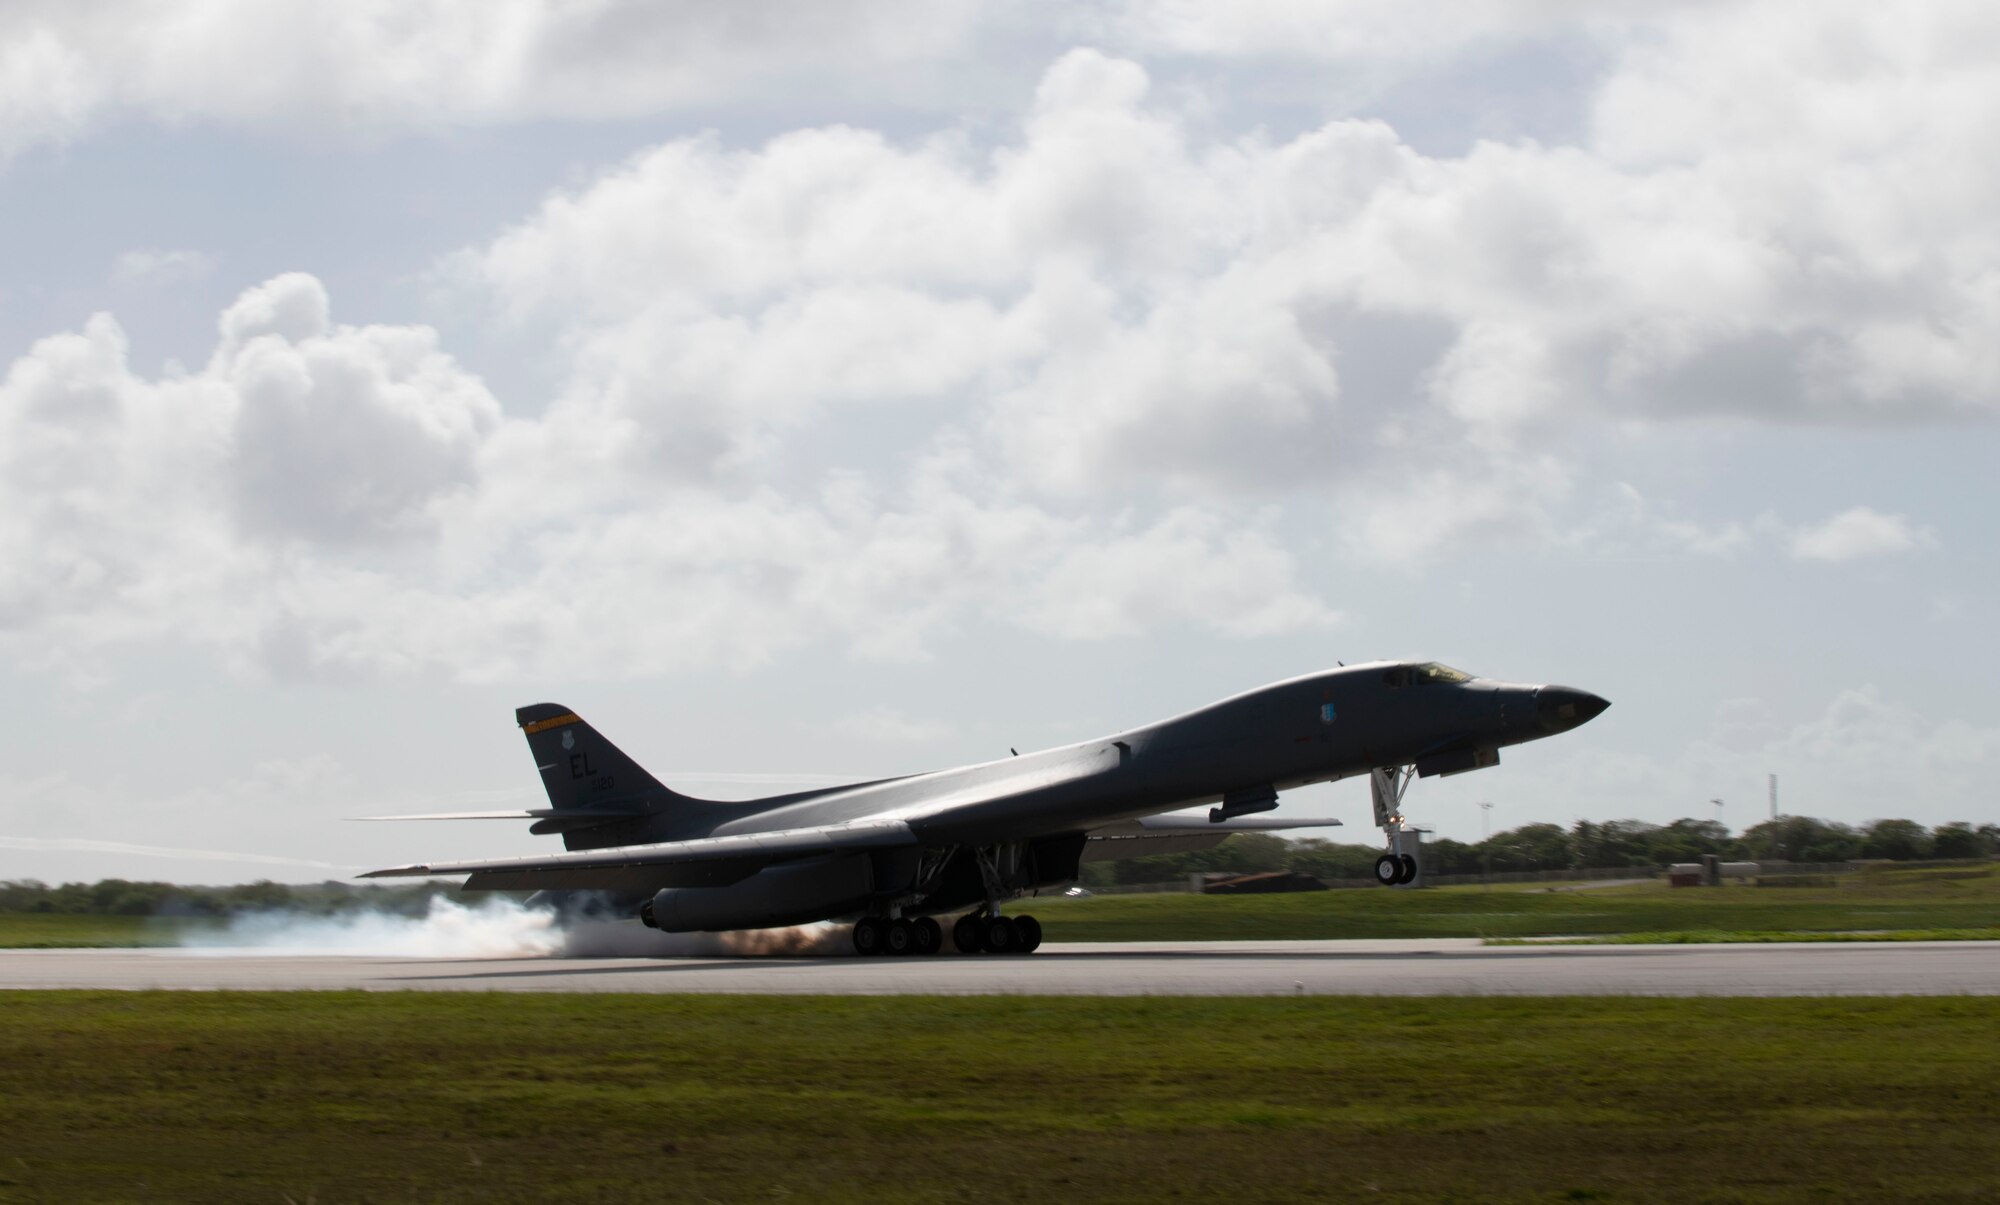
[361,811,1338,890]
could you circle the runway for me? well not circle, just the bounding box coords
[5,939,1999,995]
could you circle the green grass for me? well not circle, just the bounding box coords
[1491,927,2000,945]
[0,914,220,948]
[5,865,1998,949]
[1037,864,2000,942]
[0,993,1995,1203]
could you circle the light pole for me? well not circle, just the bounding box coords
[1710,797,1724,829]
[1478,801,1494,884]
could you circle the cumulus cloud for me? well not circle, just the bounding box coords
[463,49,1354,501]
[0,0,982,157]
[0,1,1672,162]
[5,8,1996,679]
[1582,2,2000,414]
[0,272,1334,681]
[1094,0,1624,61]
[1021,508,1338,637]
[219,274,501,547]
[0,278,512,669]
[20,8,1989,474]
[1111,2,2000,429]
[1790,507,1934,562]
[447,16,2000,565]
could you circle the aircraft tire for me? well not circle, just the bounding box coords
[853,917,886,956]
[886,919,915,955]
[1397,855,1417,885]
[912,916,942,955]
[1374,854,1402,886]
[983,915,1018,954]
[1013,915,1043,953]
[952,913,985,954]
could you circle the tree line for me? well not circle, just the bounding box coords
[5,815,1995,911]
[1080,814,2000,887]
[0,878,471,917]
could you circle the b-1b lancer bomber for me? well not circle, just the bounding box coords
[363,662,1608,955]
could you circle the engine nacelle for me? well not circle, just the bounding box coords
[639,853,874,932]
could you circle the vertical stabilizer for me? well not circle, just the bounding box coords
[514,704,680,831]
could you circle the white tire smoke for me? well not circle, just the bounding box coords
[175,896,854,958]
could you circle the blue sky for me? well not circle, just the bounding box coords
[2,0,1994,884]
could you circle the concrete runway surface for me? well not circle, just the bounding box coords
[4,939,1998,995]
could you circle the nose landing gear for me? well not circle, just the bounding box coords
[1372,852,1417,885]
[1371,765,1424,888]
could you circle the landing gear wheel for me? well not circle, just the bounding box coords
[885,919,915,955]
[952,914,985,954]
[1374,854,1402,886]
[983,915,1017,954]
[853,917,886,956]
[1012,915,1043,953]
[1397,855,1417,885]
[912,916,942,955]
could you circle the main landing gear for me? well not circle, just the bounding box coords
[851,916,942,956]
[952,911,1043,955]
[848,912,1044,955]
[850,842,1048,955]
[951,843,1043,953]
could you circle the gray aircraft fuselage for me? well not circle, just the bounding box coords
[567,661,1607,852]
[367,660,1609,940]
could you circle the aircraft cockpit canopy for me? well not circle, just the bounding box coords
[1383,661,1472,688]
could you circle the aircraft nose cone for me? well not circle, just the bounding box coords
[1538,686,1610,732]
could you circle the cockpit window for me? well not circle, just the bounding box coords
[1413,662,1471,684]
